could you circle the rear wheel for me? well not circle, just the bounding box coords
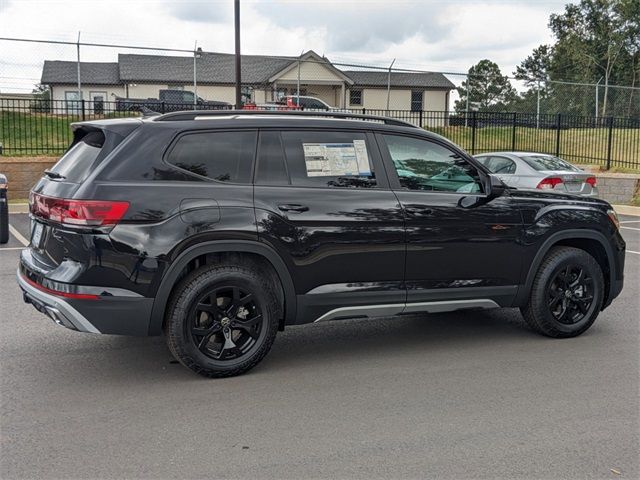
[522,246,604,338]
[165,264,280,378]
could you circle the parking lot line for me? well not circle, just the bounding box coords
[621,226,640,232]
[620,220,640,224]
[626,250,640,255]
[0,247,24,251]
[8,224,29,247]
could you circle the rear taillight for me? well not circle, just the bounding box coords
[536,177,563,189]
[585,176,597,187]
[29,193,129,227]
[21,274,100,300]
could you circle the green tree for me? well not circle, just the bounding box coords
[455,60,516,112]
[547,0,639,116]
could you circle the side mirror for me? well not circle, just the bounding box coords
[486,174,506,199]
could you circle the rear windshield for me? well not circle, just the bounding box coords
[521,155,580,172]
[48,130,105,183]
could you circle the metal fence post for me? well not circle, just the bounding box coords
[81,99,86,121]
[606,116,614,170]
[511,112,517,150]
[471,111,477,155]
[419,110,423,128]
[161,101,166,114]
[555,113,562,157]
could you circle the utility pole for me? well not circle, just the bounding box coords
[193,42,201,109]
[76,31,82,100]
[386,58,395,111]
[234,0,242,108]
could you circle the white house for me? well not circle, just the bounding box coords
[40,50,455,118]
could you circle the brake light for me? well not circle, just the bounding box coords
[536,177,563,189]
[30,193,129,226]
[585,176,597,187]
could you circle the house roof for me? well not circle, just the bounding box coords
[41,53,455,91]
[343,71,455,89]
[118,52,297,85]
[41,61,120,85]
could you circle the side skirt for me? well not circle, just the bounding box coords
[313,299,500,323]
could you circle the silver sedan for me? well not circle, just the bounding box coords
[474,152,599,197]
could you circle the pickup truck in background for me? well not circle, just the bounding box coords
[115,89,231,113]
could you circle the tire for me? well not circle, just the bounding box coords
[521,246,604,338]
[164,263,280,378]
[0,201,9,244]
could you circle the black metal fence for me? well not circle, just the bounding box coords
[1,99,639,170]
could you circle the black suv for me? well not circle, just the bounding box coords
[18,111,625,377]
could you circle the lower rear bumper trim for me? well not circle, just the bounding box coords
[17,270,102,334]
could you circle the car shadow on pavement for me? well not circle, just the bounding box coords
[16,307,539,384]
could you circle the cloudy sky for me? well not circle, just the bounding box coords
[0,0,573,92]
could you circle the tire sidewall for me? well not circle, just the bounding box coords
[168,267,277,373]
[535,252,604,334]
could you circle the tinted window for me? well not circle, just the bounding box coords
[383,135,482,193]
[522,155,579,172]
[256,131,289,185]
[167,131,256,183]
[49,130,104,183]
[281,131,376,188]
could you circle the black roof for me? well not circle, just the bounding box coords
[118,52,296,85]
[343,70,455,89]
[41,61,120,85]
[41,53,455,90]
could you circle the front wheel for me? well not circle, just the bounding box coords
[165,264,280,378]
[521,246,604,338]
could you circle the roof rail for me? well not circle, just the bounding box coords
[153,109,419,128]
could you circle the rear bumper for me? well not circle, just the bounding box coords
[17,270,101,333]
[18,249,156,335]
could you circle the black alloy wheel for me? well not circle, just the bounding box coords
[190,286,264,361]
[547,265,594,325]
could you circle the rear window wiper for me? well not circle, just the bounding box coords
[44,169,66,180]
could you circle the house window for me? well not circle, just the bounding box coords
[64,91,81,113]
[349,89,362,106]
[411,90,423,112]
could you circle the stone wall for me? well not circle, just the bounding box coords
[596,173,640,205]
[0,157,57,200]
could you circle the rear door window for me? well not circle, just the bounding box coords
[166,130,257,183]
[485,156,517,174]
[48,130,105,183]
[280,131,377,188]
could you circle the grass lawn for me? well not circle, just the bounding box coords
[0,110,139,156]
[426,125,640,171]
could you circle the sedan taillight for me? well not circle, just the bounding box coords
[536,177,563,189]
[585,176,597,187]
[30,193,129,227]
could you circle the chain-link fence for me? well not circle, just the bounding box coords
[1,37,639,169]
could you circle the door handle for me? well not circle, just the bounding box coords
[277,204,309,213]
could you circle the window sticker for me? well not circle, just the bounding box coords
[302,141,371,177]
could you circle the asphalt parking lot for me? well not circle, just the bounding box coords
[1,213,638,479]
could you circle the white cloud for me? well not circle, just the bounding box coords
[0,0,570,92]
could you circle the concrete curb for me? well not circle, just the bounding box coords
[612,204,640,217]
[8,203,29,214]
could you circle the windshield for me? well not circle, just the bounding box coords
[521,155,580,172]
